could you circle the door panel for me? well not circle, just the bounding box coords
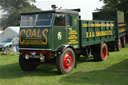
[66,15,79,48]
[52,14,67,50]
[52,14,79,51]
[52,26,66,50]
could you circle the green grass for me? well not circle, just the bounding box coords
[0,44,128,85]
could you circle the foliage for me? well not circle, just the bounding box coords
[99,0,128,23]
[0,0,40,29]
[100,0,128,12]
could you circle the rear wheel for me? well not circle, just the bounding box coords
[117,39,121,51]
[19,54,37,71]
[56,48,76,74]
[109,41,116,51]
[93,43,108,61]
[121,37,126,48]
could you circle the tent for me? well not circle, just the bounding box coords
[0,30,3,34]
[0,26,20,42]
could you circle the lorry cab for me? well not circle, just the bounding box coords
[19,9,80,74]
[19,9,80,51]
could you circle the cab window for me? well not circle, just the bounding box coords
[54,14,65,26]
[67,15,72,26]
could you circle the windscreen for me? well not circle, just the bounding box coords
[21,15,35,27]
[20,13,53,27]
[36,13,53,26]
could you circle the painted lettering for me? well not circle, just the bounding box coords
[19,28,49,45]
[86,30,113,38]
[42,28,48,45]
[37,29,41,38]
[31,29,36,38]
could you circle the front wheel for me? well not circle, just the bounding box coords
[19,54,37,71]
[56,48,76,74]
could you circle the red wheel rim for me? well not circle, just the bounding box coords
[124,39,126,45]
[102,46,107,60]
[119,40,121,49]
[63,53,73,70]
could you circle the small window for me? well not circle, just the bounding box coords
[54,14,65,26]
[67,15,72,26]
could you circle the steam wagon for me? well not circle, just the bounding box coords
[19,7,126,74]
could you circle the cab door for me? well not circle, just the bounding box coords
[66,14,79,48]
[52,14,67,50]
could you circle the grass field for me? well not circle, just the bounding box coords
[0,44,128,85]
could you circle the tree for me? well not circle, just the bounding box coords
[100,0,128,12]
[99,0,128,23]
[0,0,40,29]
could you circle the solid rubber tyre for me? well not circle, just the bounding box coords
[93,43,108,61]
[19,54,37,71]
[110,41,116,51]
[56,48,76,74]
[121,37,126,48]
[117,39,121,51]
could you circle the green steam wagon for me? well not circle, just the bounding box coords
[19,7,126,74]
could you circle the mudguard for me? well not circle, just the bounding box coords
[57,44,74,53]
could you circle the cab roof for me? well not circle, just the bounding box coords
[21,9,80,15]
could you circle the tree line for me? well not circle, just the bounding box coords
[100,0,128,23]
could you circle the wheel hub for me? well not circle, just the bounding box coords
[119,40,121,49]
[63,53,73,70]
[67,59,71,64]
[102,46,107,60]
[124,39,126,45]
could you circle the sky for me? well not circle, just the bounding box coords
[0,0,104,20]
[35,0,104,20]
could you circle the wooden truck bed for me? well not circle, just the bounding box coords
[81,20,115,47]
